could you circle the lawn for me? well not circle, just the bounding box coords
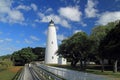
[0,66,22,80]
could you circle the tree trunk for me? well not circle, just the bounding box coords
[113,60,118,73]
[71,60,74,67]
[80,60,83,70]
[101,59,104,72]
[71,58,78,67]
[84,60,87,71]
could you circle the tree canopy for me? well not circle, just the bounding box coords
[58,32,92,70]
[99,22,120,72]
[11,47,45,65]
[57,20,120,72]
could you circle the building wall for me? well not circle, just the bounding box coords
[45,23,58,64]
[58,58,67,65]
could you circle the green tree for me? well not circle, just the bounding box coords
[90,22,116,72]
[58,32,92,70]
[12,47,37,65]
[99,22,120,73]
[90,22,116,56]
[32,47,45,61]
[57,38,74,63]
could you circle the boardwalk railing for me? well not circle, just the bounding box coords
[32,64,64,80]
[17,67,25,80]
[36,63,112,80]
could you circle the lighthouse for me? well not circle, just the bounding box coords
[45,20,58,64]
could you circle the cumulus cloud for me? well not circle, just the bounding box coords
[0,39,4,43]
[37,13,71,28]
[74,29,83,33]
[45,8,53,13]
[16,3,37,12]
[31,3,38,11]
[0,38,12,43]
[0,31,3,35]
[24,39,33,44]
[97,11,120,25]
[16,40,20,43]
[30,35,40,41]
[5,38,12,42]
[0,45,21,55]
[0,0,24,24]
[80,22,87,27]
[57,34,66,41]
[37,6,84,28]
[85,0,98,18]
[59,7,82,21]
[16,5,31,11]
[7,10,24,23]
[44,29,48,35]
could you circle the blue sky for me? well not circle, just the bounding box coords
[0,0,120,56]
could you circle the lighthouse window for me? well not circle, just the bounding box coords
[52,56,54,59]
[51,41,53,44]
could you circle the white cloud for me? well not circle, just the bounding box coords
[30,35,40,41]
[0,31,2,34]
[31,23,36,28]
[37,6,85,28]
[80,22,87,27]
[16,3,37,12]
[38,12,44,18]
[16,40,20,43]
[0,45,21,55]
[0,39,4,43]
[0,38,12,43]
[24,39,33,44]
[41,14,60,23]
[5,38,12,42]
[97,11,120,25]
[74,29,83,33]
[56,26,59,31]
[16,5,31,11]
[59,7,82,21]
[8,10,24,23]
[57,34,66,41]
[85,0,98,18]
[31,3,37,11]
[0,0,25,24]
[44,29,48,35]
[37,13,71,28]
[46,8,53,13]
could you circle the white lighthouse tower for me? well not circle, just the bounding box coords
[45,20,58,64]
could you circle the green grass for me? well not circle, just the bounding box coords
[0,69,16,80]
[86,69,120,78]
[0,66,23,80]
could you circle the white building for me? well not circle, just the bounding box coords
[45,20,67,65]
[58,55,67,65]
[45,20,58,64]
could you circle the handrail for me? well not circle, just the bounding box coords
[36,63,112,80]
[17,67,24,80]
[32,64,64,80]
